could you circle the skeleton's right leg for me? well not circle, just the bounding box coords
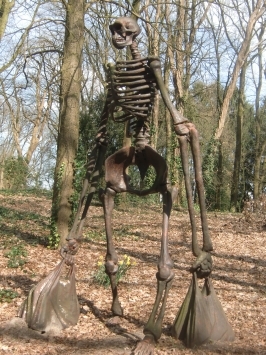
[100,187,123,316]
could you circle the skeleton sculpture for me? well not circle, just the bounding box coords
[64,16,233,355]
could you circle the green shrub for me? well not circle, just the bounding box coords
[0,289,19,303]
[5,245,27,268]
[3,157,28,190]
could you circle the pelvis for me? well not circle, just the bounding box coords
[105,145,168,195]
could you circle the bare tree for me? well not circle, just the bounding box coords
[51,0,86,247]
[0,0,41,73]
[0,52,57,186]
[1,0,265,214]
[253,20,266,199]
[214,0,266,140]
[230,62,247,211]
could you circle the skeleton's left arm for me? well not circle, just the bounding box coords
[149,56,190,136]
[149,56,213,275]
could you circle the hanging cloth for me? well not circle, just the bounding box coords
[172,272,234,348]
[18,258,80,332]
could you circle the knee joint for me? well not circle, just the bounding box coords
[105,260,118,275]
[157,265,174,281]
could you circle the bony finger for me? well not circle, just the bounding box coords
[192,252,206,269]
[201,262,209,270]
[192,260,201,270]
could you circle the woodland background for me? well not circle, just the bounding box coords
[0,0,266,246]
[0,1,266,354]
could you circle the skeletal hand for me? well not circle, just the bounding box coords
[60,239,79,266]
[174,118,195,137]
[174,122,190,136]
[191,250,212,278]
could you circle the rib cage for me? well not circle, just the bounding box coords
[107,55,157,145]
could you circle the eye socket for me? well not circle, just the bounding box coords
[113,24,122,31]
[109,24,121,34]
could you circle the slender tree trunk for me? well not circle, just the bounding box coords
[124,0,141,148]
[253,23,265,199]
[150,95,159,149]
[164,62,171,171]
[164,56,180,205]
[148,0,161,150]
[0,168,4,189]
[164,2,183,192]
[230,63,247,211]
[216,141,223,210]
[121,0,141,203]
[52,0,85,247]
[260,156,266,193]
[167,0,185,113]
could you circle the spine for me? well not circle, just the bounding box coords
[130,41,141,60]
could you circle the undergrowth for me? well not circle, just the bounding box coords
[94,254,135,287]
[0,289,19,303]
[4,244,28,268]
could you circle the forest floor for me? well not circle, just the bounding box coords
[0,192,265,355]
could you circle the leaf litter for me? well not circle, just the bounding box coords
[0,193,265,354]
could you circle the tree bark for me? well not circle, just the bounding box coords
[230,63,246,211]
[52,0,85,247]
[216,141,223,210]
[124,0,141,150]
[0,0,15,40]
[253,21,266,199]
[144,0,162,150]
[164,61,171,171]
[166,0,185,113]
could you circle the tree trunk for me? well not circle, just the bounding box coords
[120,0,141,204]
[0,0,15,40]
[51,0,85,247]
[150,94,159,149]
[230,63,247,211]
[145,0,161,150]
[164,61,171,170]
[216,141,223,210]
[167,0,185,113]
[164,57,180,205]
[253,22,265,199]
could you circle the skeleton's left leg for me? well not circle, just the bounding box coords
[134,188,174,355]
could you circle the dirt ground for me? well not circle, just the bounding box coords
[0,193,265,354]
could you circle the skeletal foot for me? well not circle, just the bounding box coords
[133,335,155,355]
[111,299,123,316]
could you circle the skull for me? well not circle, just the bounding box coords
[109,17,141,49]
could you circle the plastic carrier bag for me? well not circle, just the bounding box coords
[18,258,80,332]
[172,272,234,348]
